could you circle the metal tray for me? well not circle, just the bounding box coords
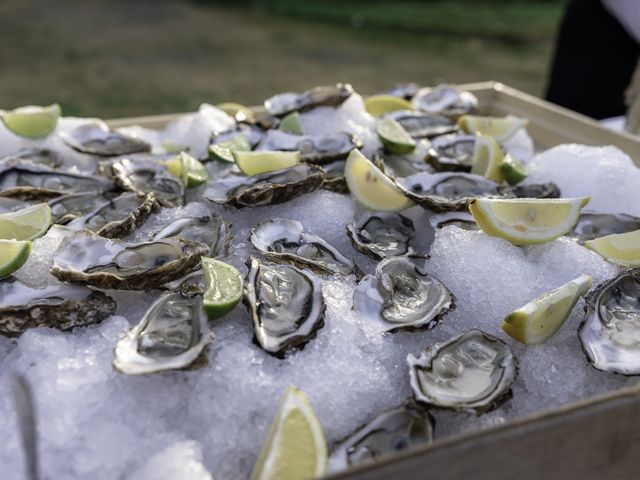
[107,82,640,480]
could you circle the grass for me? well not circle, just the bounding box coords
[0,0,562,118]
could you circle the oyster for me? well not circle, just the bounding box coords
[331,403,434,469]
[0,197,29,214]
[579,269,640,375]
[375,151,433,179]
[412,85,478,118]
[67,192,158,238]
[408,330,517,414]
[51,229,208,290]
[48,192,112,224]
[429,211,477,231]
[386,110,457,139]
[0,148,63,170]
[570,212,640,243]
[243,256,325,356]
[347,212,415,259]
[353,256,454,333]
[113,293,213,375]
[204,164,325,208]
[251,218,356,276]
[61,122,151,156]
[264,83,354,117]
[0,277,117,336]
[257,130,361,164]
[504,182,560,199]
[153,210,230,257]
[385,83,420,100]
[163,270,205,295]
[321,160,348,194]
[426,134,476,172]
[111,158,184,207]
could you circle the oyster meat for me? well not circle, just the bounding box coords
[113,293,213,375]
[429,211,477,231]
[353,256,454,333]
[203,164,325,208]
[347,212,415,259]
[265,83,354,117]
[412,85,478,118]
[426,134,476,172]
[257,130,361,164]
[570,212,640,243]
[48,192,112,224]
[243,256,325,355]
[579,269,640,375]
[503,182,560,199]
[386,110,457,139]
[61,122,151,156]
[153,209,230,257]
[408,330,517,414]
[51,229,208,290]
[0,277,117,336]
[331,403,434,469]
[111,157,184,207]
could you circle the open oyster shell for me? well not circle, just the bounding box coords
[1,148,64,170]
[321,160,348,194]
[0,278,117,336]
[257,130,361,164]
[48,192,112,224]
[51,229,208,290]
[570,211,640,244]
[152,210,230,257]
[251,218,356,276]
[243,256,325,356]
[412,85,478,118]
[203,164,325,208]
[330,402,434,469]
[111,158,184,207]
[347,212,415,259]
[579,269,640,375]
[265,83,354,117]
[353,256,454,333]
[385,110,457,139]
[408,330,517,414]
[429,211,477,231]
[113,293,213,375]
[426,134,476,172]
[61,122,151,156]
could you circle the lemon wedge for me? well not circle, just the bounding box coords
[234,151,300,176]
[470,134,504,182]
[458,114,528,142]
[364,95,413,117]
[585,229,640,267]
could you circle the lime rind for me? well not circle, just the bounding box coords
[209,134,252,163]
[499,154,528,185]
[0,204,52,241]
[376,118,416,155]
[202,257,244,320]
[1,104,61,139]
[0,240,32,278]
[279,112,304,135]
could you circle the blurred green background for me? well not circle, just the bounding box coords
[0,0,563,118]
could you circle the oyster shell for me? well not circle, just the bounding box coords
[347,212,415,259]
[0,277,117,336]
[203,164,325,208]
[412,85,478,118]
[111,158,184,207]
[251,218,356,276]
[331,402,434,469]
[162,270,205,296]
[152,210,230,257]
[429,211,477,231]
[67,192,158,238]
[408,330,517,414]
[51,229,208,290]
[353,256,454,333]
[426,134,476,172]
[386,110,457,139]
[374,150,433,179]
[61,122,151,156]
[113,293,213,375]
[243,256,325,356]
[48,192,112,224]
[504,182,560,199]
[264,83,354,117]
[257,130,361,164]
[0,148,63,170]
[579,269,640,375]
[0,197,29,214]
[385,83,420,100]
[321,160,348,194]
[570,212,640,243]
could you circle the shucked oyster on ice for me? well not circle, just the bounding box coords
[330,402,434,469]
[408,330,517,414]
[51,229,208,290]
[251,218,356,276]
[0,277,117,336]
[113,293,213,375]
[111,158,184,207]
[579,269,640,375]
[0,148,63,170]
[320,160,348,194]
[385,110,457,139]
[203,164,325,208]
[353,256,454,333]
[429,211,477,231]
[264,83,354,117]
[243,256,325,356]
[347,212,415,259]
[426,134,476,172]
[61,122,151,156]
[257,130,361,164]
[152,209,230,257]
[412,85,478,118]
[48,192,112,224]
[570,211,640,244]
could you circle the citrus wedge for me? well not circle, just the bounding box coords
[499,154,528,185]
[208,134,252,163]
[166,152,208,188]
[458,114,528,142]
[0,104,61,138]
[584,229,640,267]
[0,204,52,241]
[279,112,304,135]
[502,274,592,344]
[377,118,416,155]
[468,197,590,245]
[0,240,32,278]
[234,150,300,176]
[364,95,413,117]
[251,385,327,480]
[344,149,413,211]
[202,257,244,320]
[216,102,255,122]
[470,134,504,182]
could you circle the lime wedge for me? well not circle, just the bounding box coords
[458,114,528,142]
[470,134,504,182]
[202,257,244,320]
[499,154,528,185]
[216,102,255,122]
[344,149,413,211]
[376,118,416,155]
[364,95,413,117]
[585,229,640,267]
[234,150,300,176]
[0,240,32,278]
[208,134,252,163]
[468,197,590,245]
[279,112,304,135]
[251,385,327,480]
[162,140,189,154]
[166,152,209,188]
[1,104,61,139]
[0,204,52,241]
[502,274,592,344]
